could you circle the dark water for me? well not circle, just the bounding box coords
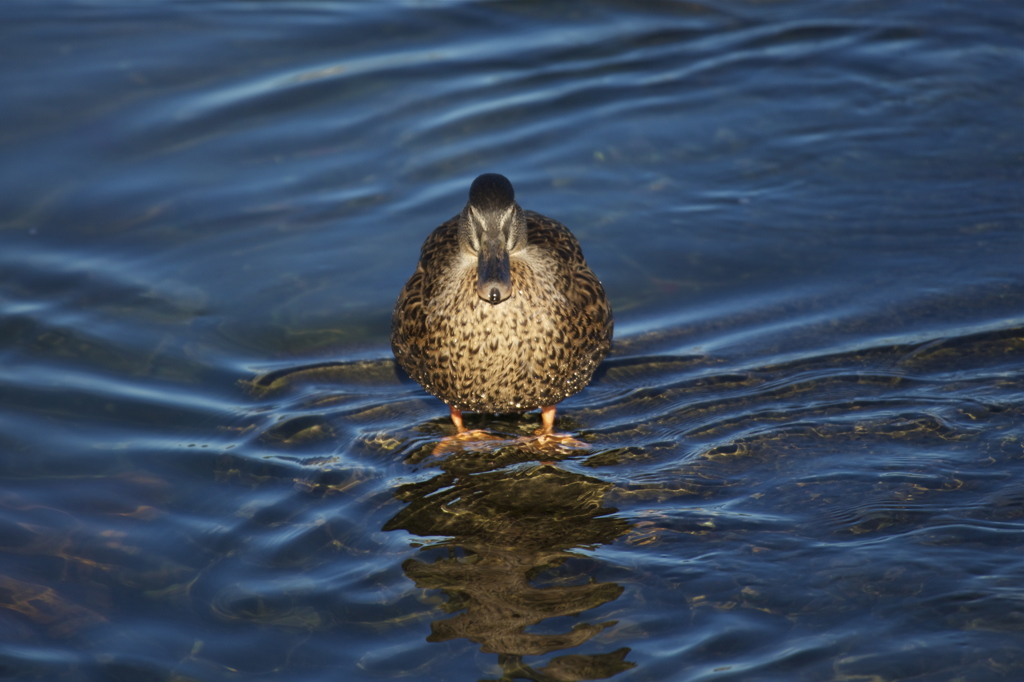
[2,0,1022,680]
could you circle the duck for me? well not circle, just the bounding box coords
[391,173,613,434]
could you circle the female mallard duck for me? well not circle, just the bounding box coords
[391,173,613,434]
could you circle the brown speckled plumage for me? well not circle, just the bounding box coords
[391,174,612,426]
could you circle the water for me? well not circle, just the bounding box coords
[1,0,1022,680]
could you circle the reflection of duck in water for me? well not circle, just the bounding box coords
[384,463,634,679]
[391,173,613,434]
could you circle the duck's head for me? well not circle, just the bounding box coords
[458,173,527,305]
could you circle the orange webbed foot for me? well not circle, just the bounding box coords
[431,429,507,455]
[525,405,591,452]
[430,405,505,455]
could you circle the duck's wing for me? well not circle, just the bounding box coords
[391,215,460,355]
[524,210,614,346]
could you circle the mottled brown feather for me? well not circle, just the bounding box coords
[392,207,613,414]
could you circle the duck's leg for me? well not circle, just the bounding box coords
[540,405,557,434]
[449,405,466,432]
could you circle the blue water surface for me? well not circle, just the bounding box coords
[1,1,1022,680]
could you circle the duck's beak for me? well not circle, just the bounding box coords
[476,234,512,304]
